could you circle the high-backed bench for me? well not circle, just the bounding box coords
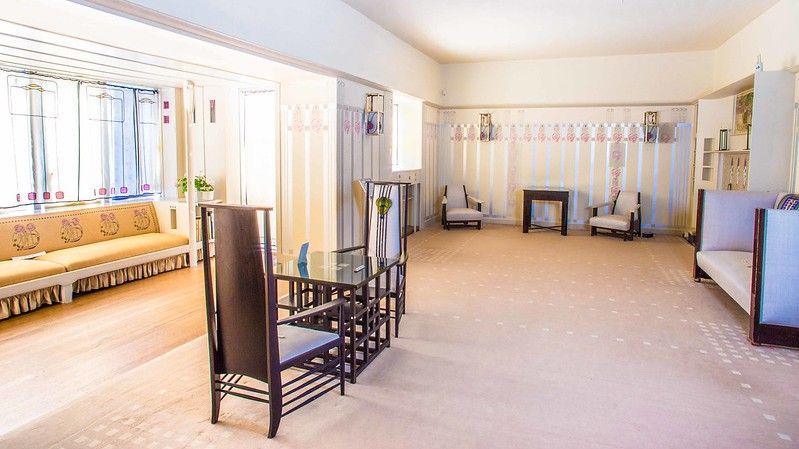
[0,202,190,320]
[694,189,799,348]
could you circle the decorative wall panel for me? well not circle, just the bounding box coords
[281,103,336,252]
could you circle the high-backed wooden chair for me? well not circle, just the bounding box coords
[588,191,641,241]
[200,203,344,438]
[336,180,409,337]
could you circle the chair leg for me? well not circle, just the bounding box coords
[210,375,221,424]
[339,343,345,395]
[590,226,596,236]
[477,221,482,230]
[267,402,282,438]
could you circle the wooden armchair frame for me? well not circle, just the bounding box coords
[442,184,484,230]
[588,191,642,241]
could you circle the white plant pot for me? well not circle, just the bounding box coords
[198,191,214,201]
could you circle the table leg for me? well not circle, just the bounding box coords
[522,193,531,233]
[561,196,569,236]
[348,287,357,384]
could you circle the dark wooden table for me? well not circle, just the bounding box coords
[274,251,398,383]
[522,187,570,236]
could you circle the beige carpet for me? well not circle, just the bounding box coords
[2,225,798,449]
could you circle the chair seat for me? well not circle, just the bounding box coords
[0,259,66,287]
[278,324,340,367]
[36,233,189,271]
[589,214,630,231]
[447,208,483,221]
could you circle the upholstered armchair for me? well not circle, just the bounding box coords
[442,184,484,230]
[588,191,641,241]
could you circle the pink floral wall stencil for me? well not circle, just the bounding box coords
[523,124,533,142]
[343,117,352,135]
[454,125,463,142]
[566,125,576,143]
[609,143,626,197]
[580,126,591,143]
[291,108,304,131]
[596,127,607,143]
[467,124,477,141]
[611,126,623,143]
[310,107,323,133]
[537,125,546,143]
[628,126,640,143]
[551,125,561,142]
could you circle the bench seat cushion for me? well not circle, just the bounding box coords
[696,250,752,312]
[0,259,67,287]
[36,233,189,271]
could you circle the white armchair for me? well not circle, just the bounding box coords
[442,184,483,230]
[587,191,641,241]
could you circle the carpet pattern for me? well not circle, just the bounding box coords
[1,225,797,449]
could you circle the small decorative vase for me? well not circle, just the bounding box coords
[198,191,214,201]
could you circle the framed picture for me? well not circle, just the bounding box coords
[733,89,754,135]
[643,111,658,126]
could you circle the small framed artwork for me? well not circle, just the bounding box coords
[643,111,658,126]
[733,89,753,135]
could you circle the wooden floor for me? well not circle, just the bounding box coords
[0,266,208,435]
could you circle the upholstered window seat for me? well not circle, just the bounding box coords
[0,202,190,320]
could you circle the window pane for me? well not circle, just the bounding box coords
[1,74,79,208]
[136,90,161,194]
[80,85,138,198]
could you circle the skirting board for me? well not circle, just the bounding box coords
[424,214,683,235]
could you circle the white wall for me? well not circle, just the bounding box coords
[712,0,799,92]
[441,105,695,232]
[107,0,443,103]
[442,51,714,107]
[336,79,393,247]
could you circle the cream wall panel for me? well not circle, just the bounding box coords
[440,106,695,232]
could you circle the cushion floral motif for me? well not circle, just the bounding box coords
[776,194,799,210]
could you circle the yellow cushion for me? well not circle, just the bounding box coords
[36,233,189,271]
[0,202,160,260]
[0,259,66,287]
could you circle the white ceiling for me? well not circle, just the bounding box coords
[0,0,326,87]
[342,0,778,64]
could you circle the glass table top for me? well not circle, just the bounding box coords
[274,251,399,288]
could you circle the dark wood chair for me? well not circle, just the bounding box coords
[335,180,409,337]
[587,191,642,241]
[199,203,345,438]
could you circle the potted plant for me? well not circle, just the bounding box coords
[177,175,215,201]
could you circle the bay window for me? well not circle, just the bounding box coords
[0,70,162,210]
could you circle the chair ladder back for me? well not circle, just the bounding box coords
[200,205,279,385]
[364,181,408,259]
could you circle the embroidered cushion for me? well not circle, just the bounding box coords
[775,193,799,210]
